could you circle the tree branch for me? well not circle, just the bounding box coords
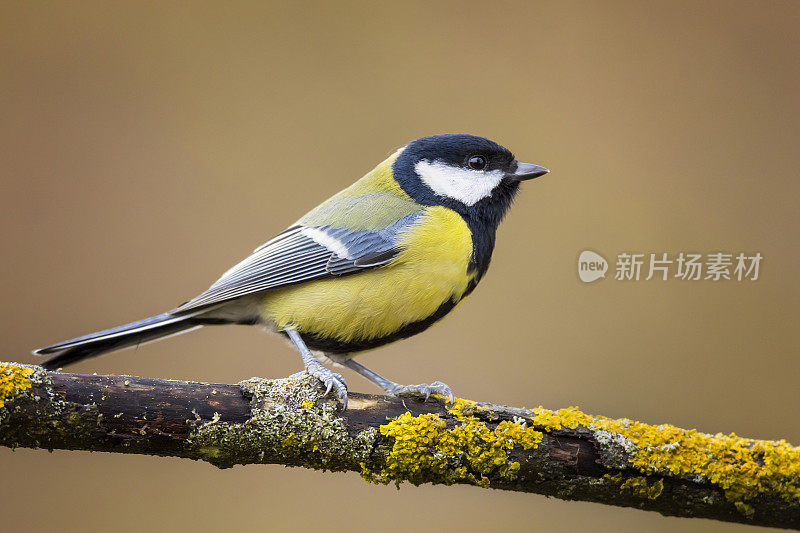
[1,361,798,529]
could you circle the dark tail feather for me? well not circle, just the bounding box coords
[34,313,203,370]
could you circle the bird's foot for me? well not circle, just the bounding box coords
[304,360,348,409]
[386,381,454,404]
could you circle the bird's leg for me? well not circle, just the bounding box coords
[342,358,454,403]
[285,327,348,409]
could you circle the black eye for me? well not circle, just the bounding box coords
[468,155,487,170]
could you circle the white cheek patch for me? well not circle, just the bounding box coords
[415,159,505,206]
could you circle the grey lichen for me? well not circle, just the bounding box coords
[591,427,638,470]
[0,363,99,450]
[187,373,377,470]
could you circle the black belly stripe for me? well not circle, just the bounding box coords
[286,278,479,354]
[284,298,457,354]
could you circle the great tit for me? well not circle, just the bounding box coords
[34,134,549,408]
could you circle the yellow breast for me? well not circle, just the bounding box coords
[260,206,474,347]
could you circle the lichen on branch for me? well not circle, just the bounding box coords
[522,405,800,514]
[363,399,543,487]
[1,362,799,530]
[0,362,35,409]
[186,375,377,470]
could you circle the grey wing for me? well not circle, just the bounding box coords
[170,213,422,314]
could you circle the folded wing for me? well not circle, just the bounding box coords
[171,212,422,314]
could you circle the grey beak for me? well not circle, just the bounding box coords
[511,162,550,181]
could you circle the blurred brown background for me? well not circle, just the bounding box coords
[2,1,799,531]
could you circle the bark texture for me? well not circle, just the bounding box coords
[1,362,798,529]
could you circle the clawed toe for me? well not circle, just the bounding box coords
[388,381,454,404]
[305,366,348,409]
[429,381,455,404]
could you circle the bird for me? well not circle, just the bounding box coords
[34,134,549,408]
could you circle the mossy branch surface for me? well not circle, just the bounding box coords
[1,361,799,529]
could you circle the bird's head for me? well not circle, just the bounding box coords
[392,134,548,223]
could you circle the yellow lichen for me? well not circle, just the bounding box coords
[621,476,664,500]
[448,397,479,420]
[527,405,800,509]
[494,420,543,450]
[734,501,755,519]
[300,399,314,410]
[0,363,34,409]
[282,432,299,448]
[365,401,543,487]
[530,405,594,430]
[447,397,492,421]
